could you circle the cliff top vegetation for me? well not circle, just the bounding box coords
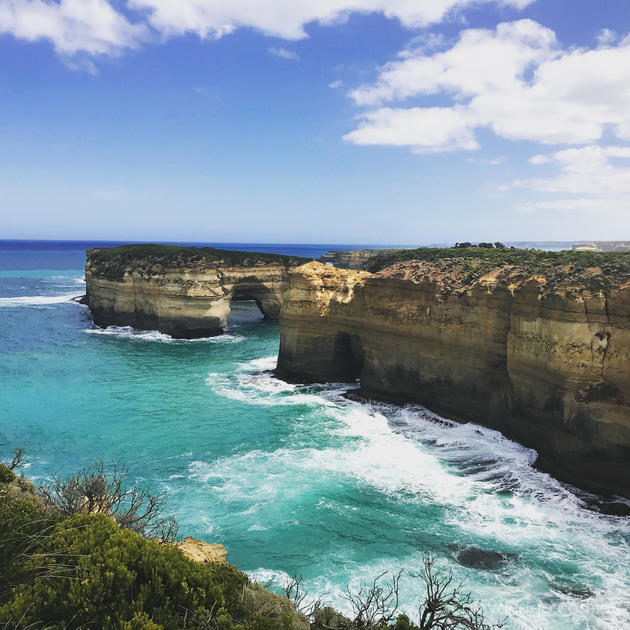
[366,247,630,288]
[87,244,311,275]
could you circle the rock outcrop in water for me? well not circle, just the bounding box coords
[85,245,309,338]
[277,255,630,497]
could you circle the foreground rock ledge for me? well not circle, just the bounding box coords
[85,244,309,338]
[174,536,228,564]
[276,261,630,498]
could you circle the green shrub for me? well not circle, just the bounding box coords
[0,507,303,630]
[0,493,61,605]
[394,614,417,630]
[0,463,16,484]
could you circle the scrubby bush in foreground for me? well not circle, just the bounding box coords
[0,453,306,630]
[38,460,178,542]
[0,451,502,630]
[0,498,305,629]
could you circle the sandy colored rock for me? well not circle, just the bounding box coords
[277,261,630,498]
[175,536,228,564]
[85,247,307,338]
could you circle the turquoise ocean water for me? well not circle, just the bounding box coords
[1,240,629,629]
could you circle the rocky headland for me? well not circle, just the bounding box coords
[277,249,630,498]
[85,244,310,338]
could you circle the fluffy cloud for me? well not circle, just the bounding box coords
[0,0,533,58]
[350,19,558,106]
[0,0,146,55]
[128,0,534,41]
[343,106,478,152]
[345,19,630,151]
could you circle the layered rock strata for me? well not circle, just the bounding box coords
[277,261,630,497]
[86,245,308,338]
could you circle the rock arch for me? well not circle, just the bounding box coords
[85,247,304,339]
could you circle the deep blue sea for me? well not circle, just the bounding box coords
[1,240,629,629]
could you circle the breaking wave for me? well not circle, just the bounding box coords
[84,326,245,343]
[0,293,82,307]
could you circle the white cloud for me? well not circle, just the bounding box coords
[0,0,535,67]
[329,79,343,89]
[268,46,299,60]
[128,0,535,41]
[0,0,146,56]
[350,20,558,106]
[345,19,630,151]
[467,156,507,165]
[515,145,630,215]
[516,146,630,195]
[529,154,551,165]
[596,28,617,47]
[343,106,479,153]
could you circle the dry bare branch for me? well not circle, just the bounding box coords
[37,461,178,542]
[416,554,506,630]
[343,570,402,628]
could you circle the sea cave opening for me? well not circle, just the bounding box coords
[227,295,266,326]
[228,283,280,327]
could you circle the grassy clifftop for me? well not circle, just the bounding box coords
[87,244,312,277]
[366,247,630,288]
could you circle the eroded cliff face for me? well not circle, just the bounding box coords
[86,247,306,338]
[277,261,630,497]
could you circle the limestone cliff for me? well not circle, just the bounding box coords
[277,259,630,497]
[86,244,309,338]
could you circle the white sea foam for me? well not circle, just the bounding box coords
[0,293,83,307]
[206,355,349,407]
[198,355,630,629]
[46,275,85,285]
[248,568,293,588]
[84,326,245,343]
[246,356,278,371]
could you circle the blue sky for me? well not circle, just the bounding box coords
[1,0,630,244]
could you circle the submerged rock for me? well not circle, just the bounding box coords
[448,544,516,571]
[597,500,630,517]
[550,579,595,600]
